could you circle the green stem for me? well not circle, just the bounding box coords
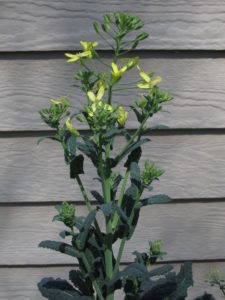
[76,175,92,211]
[114,110,151,163]
[75,175,103,243]
[104,142,114,300]
[112,169,130,230]
[113,236,126,276]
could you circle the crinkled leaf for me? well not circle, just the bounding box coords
[167,262,193,300]
[148,264,174,278]
[70,154,84,178]
[69,270,94,297]
[140,194,171,206]
[79,210,96,250]
[130,106,145,123]
[38,277,92,300]
[124,147,142,168]
[112,138,149,167]
[39,241,80,258]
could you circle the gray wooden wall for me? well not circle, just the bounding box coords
[1,1,225,299]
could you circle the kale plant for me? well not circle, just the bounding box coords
[37,11,213,300]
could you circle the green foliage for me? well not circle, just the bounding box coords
[37,10,211,300]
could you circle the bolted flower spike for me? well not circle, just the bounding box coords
[66,117,80,137]
[54,201,76,229]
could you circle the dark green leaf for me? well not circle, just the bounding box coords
[59,230,72,239]
[38,277,92,300]
[69,270,94,297]
[124,147,142,168]
[79,210,96,250]
[130,105,145,123]
[39,241,80,258]
[193,293,216,300]
[90,190,104,204]
[70,154,84,178]
[112,138,150,167]
[140,194,171,207]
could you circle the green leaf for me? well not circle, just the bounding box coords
[169,262,193,300]
[38,277,92,300]
[39,241,80,259]
[79,210,96,250]
[130,105,145,123]
[140,194,171,206]
[124,147,142,168]
[59,230,71,239]
[70,154,84,178]
[103,127,130,141]
[77,137,98,168]
[112,138,150,167]
[148,264,174,277]
[69,270,94,297]
[193,293,216,300]
[90,190,104,204]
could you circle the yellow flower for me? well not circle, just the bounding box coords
[117,106,128,127]
[137,65,162,93]
[111,62,127,82]
[87,86,105,103]
[65,41,98,62]
[120,56,139,70]
[65,51,91,63]
[80,41,98,51]
[50,97,70,107]
[66,117,80,137]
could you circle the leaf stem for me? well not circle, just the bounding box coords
[112,169,130,230]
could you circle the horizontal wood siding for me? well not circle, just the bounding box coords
[1,52,225,131]
[1,203,225,265]
[1,134,225,203]
[1,1,225,51]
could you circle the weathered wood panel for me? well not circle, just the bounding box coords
[0,263,223,299]
[1,53,225,131]
[1,1,225,51]
[1,203,225,265]
[1,134,225,203]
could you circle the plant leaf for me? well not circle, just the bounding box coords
[38,277,92,300]
[70,154,84,178]
[140,194,171,207]
[39,241,80,258]
[79,210,96,250]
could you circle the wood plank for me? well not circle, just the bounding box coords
[1,134,225,203]
[1,203,225,265]
[2,53,225,131]
[0,263,223,299]
[1,1,225,51]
